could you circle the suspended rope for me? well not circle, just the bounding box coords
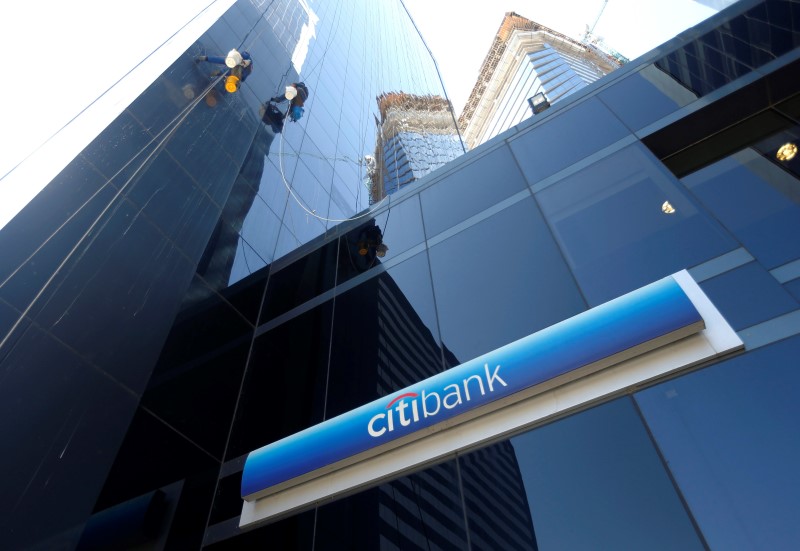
[0,0,285,354]
[0,72,228,353]
[277,124,388,223]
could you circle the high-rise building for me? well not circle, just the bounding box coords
[370,92,464,202]
[459,12,622,150]
[2,0,800,549]
[0,1,463,548]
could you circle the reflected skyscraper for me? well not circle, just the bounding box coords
[371,92,464,202]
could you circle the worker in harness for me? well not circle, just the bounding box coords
[261,82,309,133]
[196,49,253,93]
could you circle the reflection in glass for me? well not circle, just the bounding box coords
[508,96,630,183]
[315,461,468,550]
[420,144,528,239]
[598,64,697,130]
[511,398,705,550]
[460,443,538,550]
[328,253,442,417]
[654,0,800,97]
[197,123,279,289]
[336,196,425,285]
[698,261,798,330]
[635,336,800,550]
[682,140,800,269]
[537,143,736,305]
[429,196,586,363]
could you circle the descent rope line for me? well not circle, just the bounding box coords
[277,126,387,223]
[0,0,278,310]
[0,73,227,354]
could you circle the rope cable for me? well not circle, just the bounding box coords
[0,72,227,353]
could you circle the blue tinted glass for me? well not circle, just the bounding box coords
[256,157,290,212]
[785,276,800,302]
[699,262,798,329]
[328,253,441,417]
[459,443,538,550]
[314,461,467,550]
[421,144,529,238]
[682,148,800,269]
[635,336,800,550]
[261,239,338,321]
[90,405,220,549]
[227,236,269,286]
[24,201,198,394]
[122,150,224,262]
[508,96,630,183]
[228,302,331,459]
[336,197,425,285]
[509,398,705,551]
[238,197,281,263]
[598,65,697,130]
[0,326,138,551]
[280,195,327,246]
[537,143,737,305]
[428,196,586,364]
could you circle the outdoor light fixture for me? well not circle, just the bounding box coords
[662,200,676,214]
[776,142,797,161]
[528,92,551,115]
[225,49,243,68]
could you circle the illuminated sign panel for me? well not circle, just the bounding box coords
[242,275,705,502]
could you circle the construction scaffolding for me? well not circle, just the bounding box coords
[370,92,462,203]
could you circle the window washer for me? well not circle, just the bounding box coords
[196,49,253,93]
[262,82,309,132]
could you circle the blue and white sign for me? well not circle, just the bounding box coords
[242,274,706,502]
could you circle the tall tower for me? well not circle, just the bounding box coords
[459,12,622,150]
[370,92,463,202]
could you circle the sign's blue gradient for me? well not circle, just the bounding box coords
[242,276,701,499]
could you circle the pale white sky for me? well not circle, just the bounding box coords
[0,0,721,211]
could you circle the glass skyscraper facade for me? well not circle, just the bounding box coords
[2,0,800,549]
[371,92,464,201]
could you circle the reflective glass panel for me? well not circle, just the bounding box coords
[635,336,800,550]
[508,398,705,550]
[327,253,441,418]
[508,96,630,184]
[428,196,586,364]
[227,302,331,459]
[421,144,529,238]
[699,261,798,330]
[682,143,800,269]
[314,461,467,550]
[537,143,737,305]
[598,64,697,131]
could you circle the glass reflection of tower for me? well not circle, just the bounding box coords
[371,92,464,202]
[336,221,539,549]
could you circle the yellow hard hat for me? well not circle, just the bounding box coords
[225,75,241,93]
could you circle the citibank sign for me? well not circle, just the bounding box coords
[240,271,741,526]
[368,363,507,438]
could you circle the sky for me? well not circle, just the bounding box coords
[0,0,722,210]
